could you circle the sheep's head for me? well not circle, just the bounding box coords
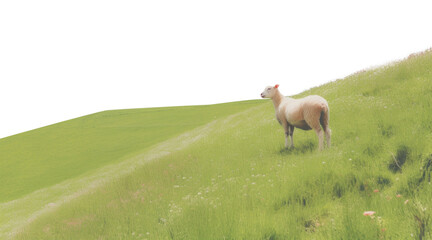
[261,84,279,98]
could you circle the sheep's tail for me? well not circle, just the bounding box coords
[319,104,330,131]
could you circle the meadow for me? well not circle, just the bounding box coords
[0,102,257,203]
[3,49,432,239]
[0,101,258,237]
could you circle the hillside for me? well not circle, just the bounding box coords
[3,49,432,239]
[0,101,260,238]
[0,102,258,203]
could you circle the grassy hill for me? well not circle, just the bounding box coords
[0,102,258,203]
[3,49,432,239]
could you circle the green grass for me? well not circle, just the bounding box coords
[4,49,432,239]
[0,101,259,203]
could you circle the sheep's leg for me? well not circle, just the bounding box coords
[315,128,324,151]
[282,121,290,149]
[305,112,324,151]
[325,127,331,148]
[319,108,331,149]
[308,119,324,151]
[289,125,294,148]
[321,124,331,149]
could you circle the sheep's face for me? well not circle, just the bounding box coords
[261,85,279,98]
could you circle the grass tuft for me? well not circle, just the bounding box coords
[388,145,411,173]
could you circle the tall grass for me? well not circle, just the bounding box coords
[10,50,432,239]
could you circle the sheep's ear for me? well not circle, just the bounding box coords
[274,84,279,89]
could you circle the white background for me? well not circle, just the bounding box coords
[1,0,432,138]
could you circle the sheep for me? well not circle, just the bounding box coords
[261,84,331,151]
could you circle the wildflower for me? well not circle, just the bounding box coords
[373,189,379,193]
[363,211,376,216]
[396,194,402,198]
[404,200,409,204]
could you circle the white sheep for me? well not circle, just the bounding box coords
[261,84,331,151]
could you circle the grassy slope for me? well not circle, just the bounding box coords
[10,50,432,239]
[0,101,259,203]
